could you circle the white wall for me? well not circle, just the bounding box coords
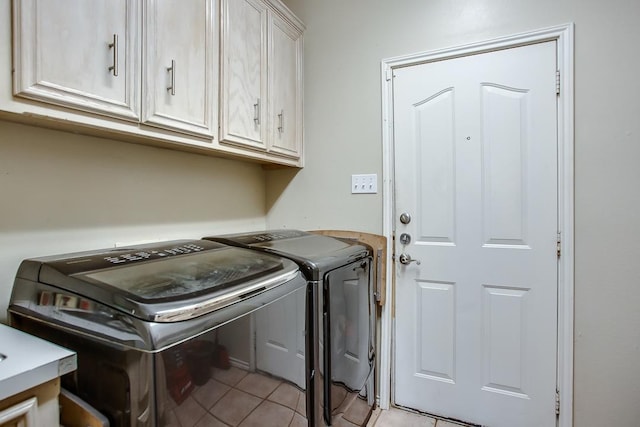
[0,120,268,322]
[269,0,640,425]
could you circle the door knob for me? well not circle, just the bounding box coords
[400,212,411,224]
[398,253,420,265]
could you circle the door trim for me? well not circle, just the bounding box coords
[379,23,574,427]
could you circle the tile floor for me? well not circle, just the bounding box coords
[367,407,475,427]
[164,365,308,427]
[163,365,373,427]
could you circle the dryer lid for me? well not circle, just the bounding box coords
[206,230,371,280]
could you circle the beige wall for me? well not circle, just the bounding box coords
[0,121,268,322]
[269,0,640,425]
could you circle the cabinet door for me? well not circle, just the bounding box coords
[269,13,303,159]
[0,397,37,427]
[143,0,216,137]
[12,0,140,121]
[220,0,268,150]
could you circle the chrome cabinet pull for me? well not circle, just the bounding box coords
[108,34,118,76]
[166,60,176,96]
[253,99,260,125]
[277,109,284,133]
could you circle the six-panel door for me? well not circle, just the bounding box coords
[393,41,559,427]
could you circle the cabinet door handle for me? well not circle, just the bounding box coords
[166,60,176,96]
[253,99,260,125]
[108,34,118,77]
[278,110,284,134]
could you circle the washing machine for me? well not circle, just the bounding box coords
[9,239,314,427]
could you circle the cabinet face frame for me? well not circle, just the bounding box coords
[12,0,141,121]
[141,0,218,138]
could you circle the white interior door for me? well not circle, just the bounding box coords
[393,41,558,427]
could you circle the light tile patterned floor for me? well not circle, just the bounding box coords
[165,366,306,427]
[367,406,475,427]
[165,365,373,427]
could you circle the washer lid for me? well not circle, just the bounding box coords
[75,247,284,302]
[22,240,299,321]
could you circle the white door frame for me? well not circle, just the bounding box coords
[379,23,574,427]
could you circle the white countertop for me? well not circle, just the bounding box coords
[0,323,76,401]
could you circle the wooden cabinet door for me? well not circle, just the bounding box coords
[12,0,140,121]
[269,12,302,159]
[220,0,268,150]
[0,397,37,427]
[143,0,217,137]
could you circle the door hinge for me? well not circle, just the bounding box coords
[555,389,560,415]
[556,70,561,95]
[557,231,562,258]
[386,68,393,81]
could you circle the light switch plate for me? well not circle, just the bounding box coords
[352,174,378,194]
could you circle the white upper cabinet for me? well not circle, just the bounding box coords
[220,0,268,149]
[5,0,303,166]
[142,0,217,137]
[220,0,304,161]
[12,0,141,121]
[269,12,303,158]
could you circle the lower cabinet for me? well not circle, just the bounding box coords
[0,379,60,427]
[0,324,77,427]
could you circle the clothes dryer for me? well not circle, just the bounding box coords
[204,230,376,426]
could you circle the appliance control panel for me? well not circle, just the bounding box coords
[229,230,308,244]
[44,240,224,275]
[103,243,207,264]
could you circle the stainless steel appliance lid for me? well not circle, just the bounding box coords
[77,248,284,302]
[204,230,371,280]
[15,240,300,321]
